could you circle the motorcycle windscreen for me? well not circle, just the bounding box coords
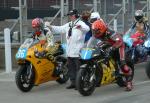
[144,39,150,48]
[123,28,135,47]
[123,35,133,47]
[80,48,94,60]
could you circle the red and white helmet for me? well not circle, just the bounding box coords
[32,18,44,28]
[90,12,101,23]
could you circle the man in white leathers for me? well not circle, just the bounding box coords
[45,9,90,89]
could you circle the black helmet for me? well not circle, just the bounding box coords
[67,9,80,18]
[134,10,144,22]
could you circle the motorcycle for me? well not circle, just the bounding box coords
[76,46,134,96]
[125,45,148,64]
[15,38,68,92]
[123,32,150,79]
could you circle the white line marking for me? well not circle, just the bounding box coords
[0,72,16,75]
[134,80,150,85]
[0,72,15,82]
[0,79,14,82]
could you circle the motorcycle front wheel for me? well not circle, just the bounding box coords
[56,64,69,84]
[76,69,96,96]
[15,63,35,92]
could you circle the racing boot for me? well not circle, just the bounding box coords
[123,65,133,91]
[120,60,133,91]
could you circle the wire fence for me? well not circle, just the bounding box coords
[0,0,149,43]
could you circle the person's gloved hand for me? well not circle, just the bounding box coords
[41,50,47,57]
[46,54,55,62]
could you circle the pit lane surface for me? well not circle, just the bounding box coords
[0,62,150,103]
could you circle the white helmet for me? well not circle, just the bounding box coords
[90,12,101,23]
[90,12,100,19]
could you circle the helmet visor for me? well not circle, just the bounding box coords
[90,18,97,23]
[135,16,143,22]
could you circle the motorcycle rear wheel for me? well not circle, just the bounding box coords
[15,63,35,92]
[76,69,96,96]
[56,62,69,84]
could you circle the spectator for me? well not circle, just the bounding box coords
[81,10,92,43]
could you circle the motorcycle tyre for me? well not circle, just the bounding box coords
[15,64,35,92]
[76,69,96,96]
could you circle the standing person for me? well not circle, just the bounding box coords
[87,19,133,91]
[45,9,90,89]
[81,11,92,43]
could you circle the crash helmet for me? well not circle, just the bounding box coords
[32,18,44,29]
[90,12,101,23]
[67,9,80,18]
[134,10,144,22]
[92,19,107,38]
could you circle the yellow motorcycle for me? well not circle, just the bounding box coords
[76,46,134,96]
[15,38,68,92]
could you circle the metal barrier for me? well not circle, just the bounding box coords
[4,28,12,73]
[108,7,123,26]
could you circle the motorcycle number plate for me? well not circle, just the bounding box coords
[16,48,27,59]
